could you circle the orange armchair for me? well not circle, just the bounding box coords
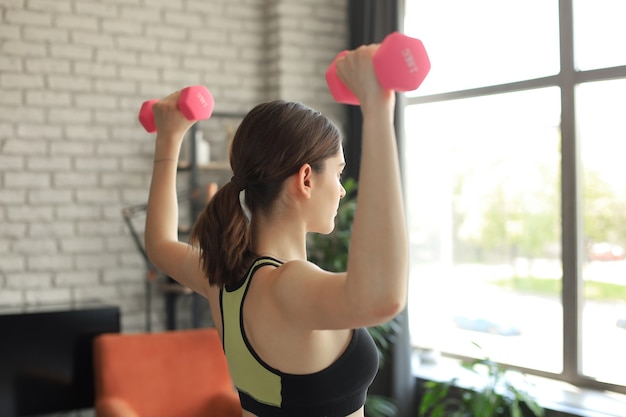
[93,328,241,417]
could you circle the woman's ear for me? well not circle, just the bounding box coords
[295,163,313,198]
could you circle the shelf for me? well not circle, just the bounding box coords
[163,121,242,331]
[160,282,193,295]
[177,160,231,171]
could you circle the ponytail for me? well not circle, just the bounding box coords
[190,181,255,287]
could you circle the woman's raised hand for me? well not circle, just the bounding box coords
[334,45,395,113]
[152,90,197,140]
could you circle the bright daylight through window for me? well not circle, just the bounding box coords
[403,0,626,395]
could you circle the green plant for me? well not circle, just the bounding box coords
[418,348,544,417]
[366,394,399,417]
[307,178,358,272]
[307,178,398,417]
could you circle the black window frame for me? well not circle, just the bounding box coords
[404,0,626,396]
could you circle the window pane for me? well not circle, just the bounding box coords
[578,79,626,386]
[405,88,562,373]
[573,0,626,71]
[404,1,560,96]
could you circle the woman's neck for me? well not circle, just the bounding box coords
[251,216,308,262]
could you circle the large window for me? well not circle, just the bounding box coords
[404,0,626,394]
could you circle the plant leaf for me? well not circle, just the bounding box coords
[365,395,397,417]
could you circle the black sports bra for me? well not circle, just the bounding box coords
[220,257,379,416]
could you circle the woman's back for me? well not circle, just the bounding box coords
[219,257,378,416]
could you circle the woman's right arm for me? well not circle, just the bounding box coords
[340,46,409,322]
[269,46,409,330]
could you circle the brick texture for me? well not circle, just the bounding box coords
[0,0,348,345]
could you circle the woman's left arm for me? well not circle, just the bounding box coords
[144,92,210,297]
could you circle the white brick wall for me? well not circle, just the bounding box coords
[0,0,348,343]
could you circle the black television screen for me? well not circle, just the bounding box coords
[0,306,120,417]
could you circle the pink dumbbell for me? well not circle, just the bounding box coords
[325,32,431,105]
[138,85,215,133]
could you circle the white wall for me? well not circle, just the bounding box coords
[0,0,348,332]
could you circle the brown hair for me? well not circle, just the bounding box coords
[190,100,342,287]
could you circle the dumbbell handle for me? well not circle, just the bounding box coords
[138,85,214,133]
[326,32,431,105]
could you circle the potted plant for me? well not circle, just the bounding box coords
[307,178,399,417]
[418,347,545,417]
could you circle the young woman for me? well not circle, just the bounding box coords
[145,44,408,417]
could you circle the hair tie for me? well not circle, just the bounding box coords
[230,175,247,191]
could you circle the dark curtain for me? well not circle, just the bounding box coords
[345,1,414,417]
[344,0,405,181]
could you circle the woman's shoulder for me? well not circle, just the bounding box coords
[271,258,340,282]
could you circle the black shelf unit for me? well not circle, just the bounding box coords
[122,111,246,332]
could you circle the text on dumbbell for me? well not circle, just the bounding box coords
[196,92,210,108]
[401,48,419,74]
